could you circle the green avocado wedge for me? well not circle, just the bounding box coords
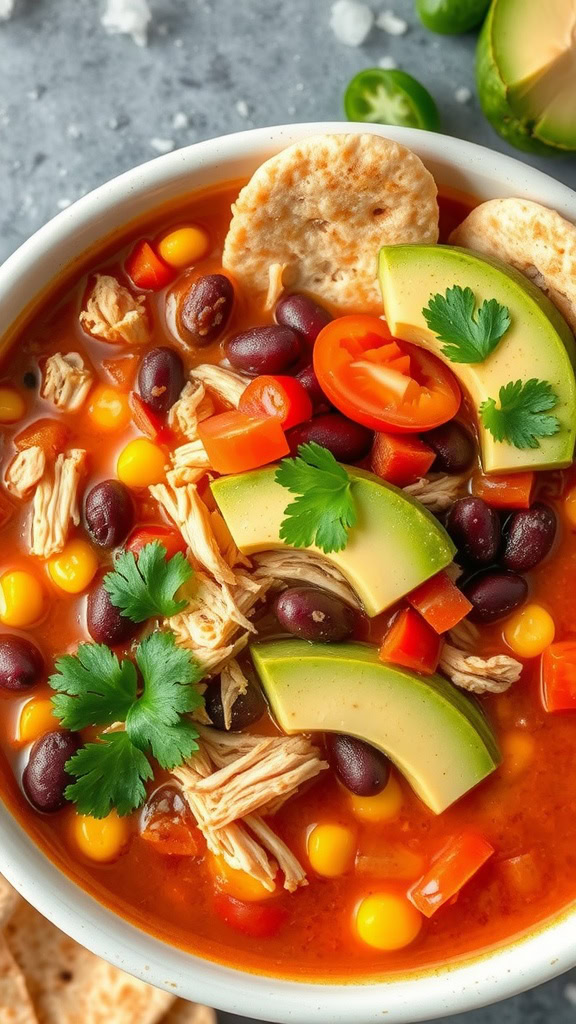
[379,244,576,473]
[211,466,455,618]
[252,639,501,814]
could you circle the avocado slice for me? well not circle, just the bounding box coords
[211,466,455,618]
[379,244,576,473]
[252,639,500,814]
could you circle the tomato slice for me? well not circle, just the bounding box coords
[198,411,289,474]
[239,375,313,431]
[213,892,286,938]
[126,526,187,560]
[313,315,461,432]
[126,240,174,291]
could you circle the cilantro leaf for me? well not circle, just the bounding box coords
[480,378,560,450]
[126,632,203,769]
[64,732,153,818]
[275,442,357,554]
[49,644,137,731]
[423,285,511,363]
[103,541,193,623]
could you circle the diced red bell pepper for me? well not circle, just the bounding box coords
[198,411,289,474]
[379,607,441,675]
[130,393,173,443]
[371,432,435,487]
[126,525,187,560]
[471,471,534,509]
[239,375,313,431]
[541,641,576,712]
[407,571,472,634]
[213,893,286,938]
[15,418,71,458]
[126,240,174,291]
[408,832,494,918]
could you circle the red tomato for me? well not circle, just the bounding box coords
[126,240,174,291]
[127,526,187,560]
[409,832,494,918]
[541,641,576,713]
[379,607,441,675]
[313,315,461,433]
[213,893,286,938]
[371,432,435,487]
[239,375,313,431]
[198,411,289,474]
[130,393,173,444]
[407,571,472,635]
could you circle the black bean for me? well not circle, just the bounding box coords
[295,365,332,414]
[274,587,356,643]
[287,413,373,462]
[502,503,557,573]
[421,421,476,474]
[326,734,390,796]
[275,293,332,345]
[445,496,501,566]
[0,634,44,692]
[137,347,185,414]
[84,480,134,549]
[180,274,234,345]
[204,678,266,731]
[225,325,301,375]
[22,730,81,813]
[463,570,528,623]
[86,581,140,645]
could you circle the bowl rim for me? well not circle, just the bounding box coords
[1,121,576,1023]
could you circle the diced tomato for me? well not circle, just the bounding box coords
[126,240,174,291]
[239,375,313,431]
[471,471,534,510]
[14,418,71,458]
[130,393,172,443]
[102,355,137,390]
[407,572,472,634]
[126,525,187,560]
[313,315,461,433]
[213,893,286,938]
[198,411,289,474]
[408,832,494,918]
[541,641,576,712]
[379,607,441,675]
[371,432,435,487]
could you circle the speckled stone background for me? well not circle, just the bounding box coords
[1,0,576,1021]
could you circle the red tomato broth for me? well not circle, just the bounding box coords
[1,183,576,980]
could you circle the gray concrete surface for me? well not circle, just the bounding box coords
[1,0,576,1020]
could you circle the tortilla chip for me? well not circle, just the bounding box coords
[160,1002,216,1024]
[0,937,39,1024]
[0,875,20,928]
[223,133,439,313]
[450,198,576,334]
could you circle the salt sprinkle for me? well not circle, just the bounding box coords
[330,0,374,47]
[295,82,305,92]
[235,99,249,118]
[293,53,301,62]
[174,37,184,48]
[150,137,176,154]
[172,111,189,130]
[564,984,576,1006]
[58,168,68,178]
[101,0,151,48]
[57,198,72,211]
[0,0,15,21]
[27,88,41,101]
[378,55,397,70]
[455,86,472,104]
[67,123,83,140]
[376,9,408,35]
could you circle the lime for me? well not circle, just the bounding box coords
[416,0,490,34]
[344,69,440,131]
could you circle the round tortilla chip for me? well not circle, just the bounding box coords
[223,133,439,313]
[450,198,576,334]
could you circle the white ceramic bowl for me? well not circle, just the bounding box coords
[1,123,575,1024]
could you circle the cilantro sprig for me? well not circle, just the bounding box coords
[103,541,193,623]
[423,285,511,364]
[50,631,204,818]
[275,442,357,554]
[480,378,560,450]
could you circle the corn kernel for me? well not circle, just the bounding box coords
[349,774,403,824]
[355,893,422,951]
[0,387,25,424]
[48,539,99,595]
[73,810,130,863]
[307,823,356,878]
[564,486,576,528]
[157,226,210,269]
[16,697,59,745]
[500,730,536,780]
[117,438,165,489]
[504,603,555,659]
[88,385,131,432]
[0,570,44,627]
[209,853,276,901]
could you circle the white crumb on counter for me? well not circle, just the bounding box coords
[376,9,408,35]
[150,137,176,154]
[0,0,15,20]
[455,86,472,104]
[67,123,83,140]
[57,198,72,210]
[235,99,250,118]
[564,984,576,1006]
[330,0,374,46]
[378,55,398,69]
[101,0,152,47]
[172,111,189,129]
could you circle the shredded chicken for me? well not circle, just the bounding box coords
[210,509,251,570]
[168,380,215,440]
[219,659,249,730]
[264,262,287,310]
[403,473,469,513]
[169,571,270,652]
[190,364,250,409]
[41,352,93,412]
[192,632,250,677]
[252,549,361,608]
[79,274,150,345]
[30,449,86,558]
[448,619,480,651]
[5,446,46,499]
[166,440,213,487]
[440,642,522,694]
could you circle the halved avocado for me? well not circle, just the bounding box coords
[211,466,455,618]
[379,244,576,473]
[252,639,500,814]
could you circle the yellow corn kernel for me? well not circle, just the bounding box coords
[88,385,131,432]
[504,603,555,659]
[349,774,403,824]
[564,486,576,528]
[48,539,98,595]
[209,854,276,901]
[0,387,25,424]
[0,570,45,627]
[73,811,130,863]
[158,226,210,269]
[17,697,59,745]
[307,823,357,878]
[355,892,422,951]
[500,730,536,780]
[117,438,165,489]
